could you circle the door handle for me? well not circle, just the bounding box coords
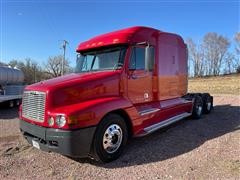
[129,73,148,79]
[131,75,138,79]
[132,74,148,79]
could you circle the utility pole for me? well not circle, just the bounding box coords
[33,64,36,83]
[62,40,68,76]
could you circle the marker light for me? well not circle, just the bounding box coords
[48,117,54,126]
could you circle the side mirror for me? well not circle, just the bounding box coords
[129,48,136,70]
[145,45,150,71]
[76,54,84,72]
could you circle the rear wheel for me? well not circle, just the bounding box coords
[9,100,14,108]
[15,99,21,106]
[192,95,203,119]
[92,114,128,162]
[201,93,213,114]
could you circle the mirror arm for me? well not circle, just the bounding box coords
[136,41,149,46]
[145,44,150,71]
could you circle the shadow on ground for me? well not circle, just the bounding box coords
[73,104,240,168]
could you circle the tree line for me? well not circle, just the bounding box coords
[6,56,73,84]
[187,32,240,77]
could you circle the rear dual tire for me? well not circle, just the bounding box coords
[8,99,21,108]
[9,100,14,108]
[192,95,203,119]
[201,93,213,114]
[192,93,213,119]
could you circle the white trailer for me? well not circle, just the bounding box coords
[0,66,25,107]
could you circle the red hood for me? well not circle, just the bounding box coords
[25,71,121,108]
[25,71,120,92]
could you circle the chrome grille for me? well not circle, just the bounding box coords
[22,91,46,122]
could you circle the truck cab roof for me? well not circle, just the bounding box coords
[76,26,185,52]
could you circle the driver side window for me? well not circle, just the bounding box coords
[129,46,154,71]
[129,47,145,70]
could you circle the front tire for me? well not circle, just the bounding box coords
[92,114,128,162]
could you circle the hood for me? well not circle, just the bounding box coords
[26,71,120,92]
[25,71,121,108]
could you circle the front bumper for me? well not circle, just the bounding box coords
[20,120,96,158]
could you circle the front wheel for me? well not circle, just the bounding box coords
[92,114,128,162]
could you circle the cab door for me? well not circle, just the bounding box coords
[127,46,154,104]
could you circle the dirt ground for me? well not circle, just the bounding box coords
[0,95,239,179]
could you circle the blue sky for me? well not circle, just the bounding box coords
[0,0,239,67]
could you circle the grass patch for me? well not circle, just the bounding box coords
[188,74,240,95]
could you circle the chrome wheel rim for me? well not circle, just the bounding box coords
[9,101,14,108]
[197,105,202,116]
[103,124,123,154]
[207,102,211,111]
[16,100,20,106]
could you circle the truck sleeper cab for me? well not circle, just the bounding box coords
[19,26,213,162]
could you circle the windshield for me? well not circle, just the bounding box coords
[75,46,127,73]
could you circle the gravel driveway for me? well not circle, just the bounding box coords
[0,95,239,179]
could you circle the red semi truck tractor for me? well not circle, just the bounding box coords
[19,26,213,162]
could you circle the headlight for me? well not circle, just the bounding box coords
[48,117,54,126]
[55,115,66,128]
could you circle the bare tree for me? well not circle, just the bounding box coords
[203,33,230,76]
[223,52,235,74]
[45,55,70,78]
[234,32,240,72]
[235,32,240,55]
[186,38,205,77]
[8,58,44,84]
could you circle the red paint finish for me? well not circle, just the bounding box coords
[77,26,159,52]
[19,26,192,137]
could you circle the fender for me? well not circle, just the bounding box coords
[49,96,138,129]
